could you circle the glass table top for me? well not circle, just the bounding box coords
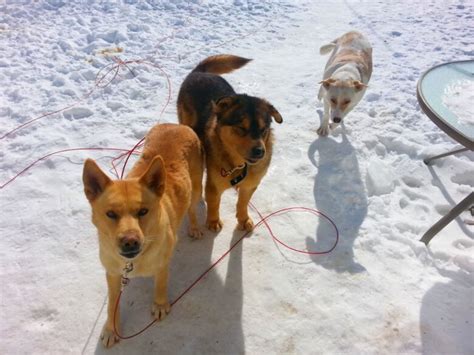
[418,60,474,142]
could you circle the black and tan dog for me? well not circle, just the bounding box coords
[177,54,282,232]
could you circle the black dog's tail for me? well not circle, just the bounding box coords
[192,54,252,74]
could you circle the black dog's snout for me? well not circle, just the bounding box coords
[333,117,342,124]
[251,146,265,159]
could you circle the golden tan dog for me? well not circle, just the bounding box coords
[177,54,282,232]
[82,123,203,348]
[317,31,372,136]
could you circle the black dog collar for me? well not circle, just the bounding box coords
[221,163,248,186]
[229,163,248,186]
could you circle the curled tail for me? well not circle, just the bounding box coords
[319,42,336,55]
[192,54,252,74]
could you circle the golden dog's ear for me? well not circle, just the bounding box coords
[83,159,112,203]
[319,78,336,89]
[266,102,283,124]
[139,156,166,197]
[353,80,368,91]
[212,96,237,114]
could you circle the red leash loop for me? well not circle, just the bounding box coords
[113,204,339,340]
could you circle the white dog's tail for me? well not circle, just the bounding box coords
[319,42,336,55]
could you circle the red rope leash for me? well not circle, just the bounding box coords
[0,6,337,343]
[0,147,142,190]
[0,57,171,141]
[113,205,339,340]
[0,6,269,142]
[0,58,171,189]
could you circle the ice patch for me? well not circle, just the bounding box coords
[365,92,381,102]
[401,175,423,188]
[52,76,65,87]
[57,40,72,52]
[451,171,474,187]
[81,70,97,81]
[366,158,396,196]
[453,255,474,273]
[63,107,93,120]
[97,30,128,44]
[106,101,124,111]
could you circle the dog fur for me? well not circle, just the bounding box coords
[82,123,203,348]
[177,54,282,232]
[317,31,372,136]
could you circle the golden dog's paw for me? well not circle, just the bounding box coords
[188,226,204,239]
[237,217,254,232]
[100,325,119,348]
[317,126,329,136]
[152,302,171,321]
[206,219,223,232]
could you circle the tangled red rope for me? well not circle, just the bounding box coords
[114,205,339,340]
[0,57,169,189]
[0,9,339,344]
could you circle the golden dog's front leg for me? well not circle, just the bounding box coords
[205,180,224,232]
[101,272,121,348]
[236,186,257,232]
[152,264,171,321]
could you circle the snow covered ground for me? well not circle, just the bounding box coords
[1,0,473,354]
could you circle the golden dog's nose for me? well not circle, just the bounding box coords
[119,232,141,258]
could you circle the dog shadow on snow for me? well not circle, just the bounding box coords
[420,267,474,355]
[94,213,245,354]
[306,115,368,273]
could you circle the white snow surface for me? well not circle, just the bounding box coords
[1,1,474,354]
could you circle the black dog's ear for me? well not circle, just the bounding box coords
[83,159,112,203]
[265,102,283,124]
[212,96,237,115]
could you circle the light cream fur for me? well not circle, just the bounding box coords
[317,31,372,136]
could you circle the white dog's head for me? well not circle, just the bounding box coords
[320,78,367,124]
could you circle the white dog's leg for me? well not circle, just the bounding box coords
[317,100,330,136]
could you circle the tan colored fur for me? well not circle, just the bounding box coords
[83,123,203,348]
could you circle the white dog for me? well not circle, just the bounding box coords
[317,31,372,136]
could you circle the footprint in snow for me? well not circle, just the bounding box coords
[63,107,93,120]
[452,239,474,250]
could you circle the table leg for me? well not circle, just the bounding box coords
[420,192,474,245]
[423,147,469,165]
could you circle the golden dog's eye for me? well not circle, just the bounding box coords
[106,211,118,220]
[330,98,337,104]
[343,100,351,105]
[138,208,149,217]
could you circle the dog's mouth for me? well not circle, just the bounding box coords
[246,158,260,165]
[120,249,142,259]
